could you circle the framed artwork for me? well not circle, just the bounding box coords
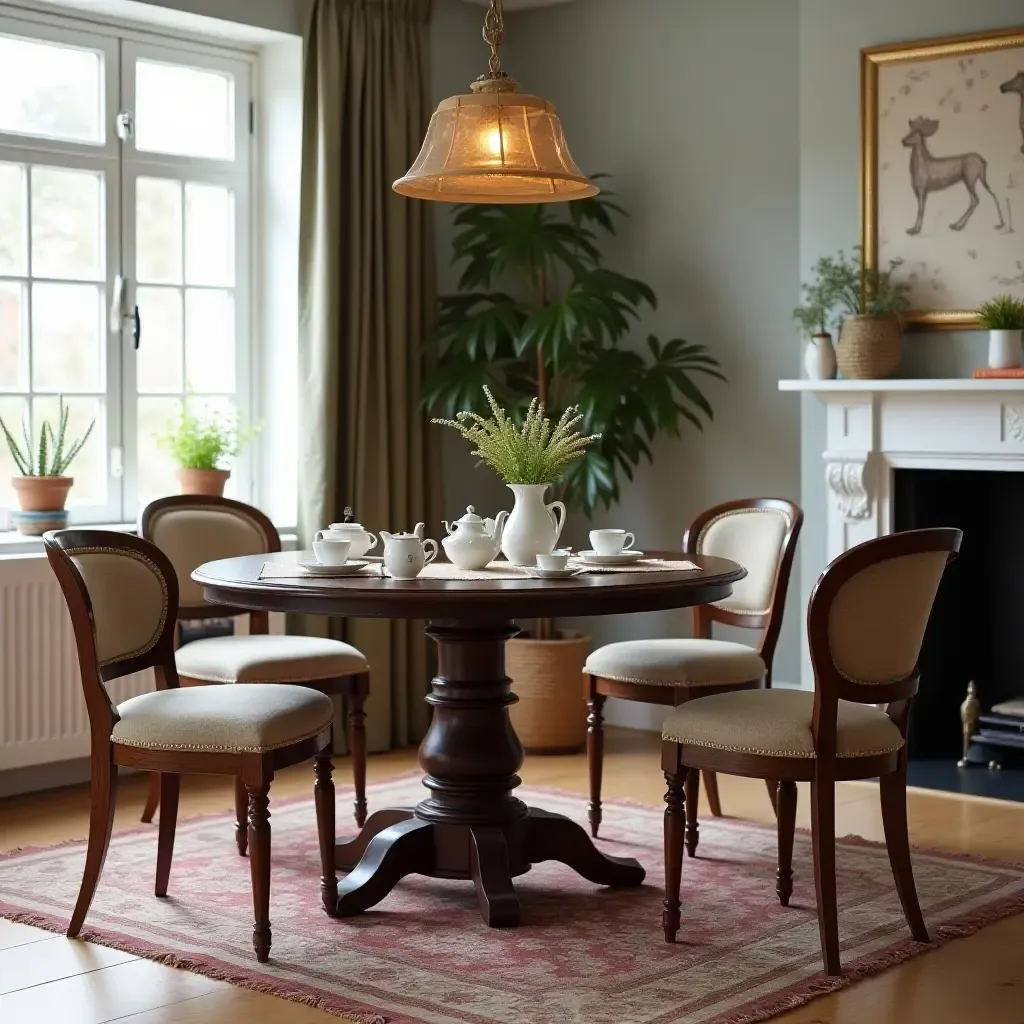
[862,27,1024,329]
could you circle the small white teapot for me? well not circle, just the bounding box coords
[441,506,508,571]
[320,520,378,558]
[381,530,438,580]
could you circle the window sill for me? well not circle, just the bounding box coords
[0,524,299,560]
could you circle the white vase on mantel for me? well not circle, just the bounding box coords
[987,329,1023,370]
[803,332,837,380]
[501,483,566,566]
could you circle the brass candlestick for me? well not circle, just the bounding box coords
[957,680,981,769]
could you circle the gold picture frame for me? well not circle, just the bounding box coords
[862,26,1024,330]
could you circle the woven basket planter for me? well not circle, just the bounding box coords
[836,314,903,379]
[507,630,590,753]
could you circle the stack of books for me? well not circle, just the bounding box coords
[973,368,1024,378]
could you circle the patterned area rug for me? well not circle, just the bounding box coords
[3,774,1024,1024]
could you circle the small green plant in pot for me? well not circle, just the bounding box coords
[977,295,1024,370]
[158,400,259,497]
[0,397,95,534]
[794,279,836,381]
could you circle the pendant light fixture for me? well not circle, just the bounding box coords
[393,0,598,204]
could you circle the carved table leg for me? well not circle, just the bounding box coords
[526,807,645,887]
[469,826,521,927]
[334,808,415,871]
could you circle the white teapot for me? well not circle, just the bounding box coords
[381,529,437,579]
[319,520,378,558]
[441,506,508,571]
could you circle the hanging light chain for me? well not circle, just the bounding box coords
[482,0,505,79]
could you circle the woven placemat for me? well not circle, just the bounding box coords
[258,558,700,582]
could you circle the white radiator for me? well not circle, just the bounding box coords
[0,554,154,772]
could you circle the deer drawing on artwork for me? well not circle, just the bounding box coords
[1002,71,1024,155]
[901,117,1004,235]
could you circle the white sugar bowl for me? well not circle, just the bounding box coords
[320,521,378,558]
[442,506,508,570]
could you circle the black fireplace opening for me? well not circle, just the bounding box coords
[895,468,1024,800]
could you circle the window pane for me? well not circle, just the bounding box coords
[32,283,103,391]
[0,162,26,275]
[31,167,103,281]
[0,35,102,144]
[137,395,180,507]
[0,396,27,504]
[137,287,182,393]
[0,281,24,389]
[185,183,233,286]
[135,60,234,160]
[185,289,234,392]
[137,177,182,285]
[32,396,104,505]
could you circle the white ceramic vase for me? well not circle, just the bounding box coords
[987,329,1023,370]
[501,483,566,566]
[803,332,837,380]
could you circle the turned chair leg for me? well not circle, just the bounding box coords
[775,780,796,906]
[314,751,338,916]
[662,767,685,942]
[154,773,180,897]
[140,771,160,823]
[586,688,606,838]
[348,675,369,829]
[234,777,249,856]
[880,762,928,943]
[701,770,722,817]
[69,760,118,938]
[684,768,700,857]
[811,776,841,975]
[246,779,273,962]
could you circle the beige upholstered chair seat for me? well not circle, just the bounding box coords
[662,689,904,759]
[585,639,766,687]
[175,634,368,684]
[112,684,334,753]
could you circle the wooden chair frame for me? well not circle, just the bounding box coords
[661,527,962,975]
[45,529,338,962]
[585,497,803,846]
[137,494,370,841]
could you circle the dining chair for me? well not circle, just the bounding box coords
[45,529,339,962]
[584,498,802,846]
[660,527,961,975]
[138,495,371,847]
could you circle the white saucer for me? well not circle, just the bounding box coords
[298,559,370,576]
[578,549,645,566]
[529,566,585,579]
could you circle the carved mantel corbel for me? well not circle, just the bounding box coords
[825,457,870,520]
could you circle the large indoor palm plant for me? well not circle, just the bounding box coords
[424,176,725,753]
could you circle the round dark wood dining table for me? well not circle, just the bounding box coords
[192,550,746,927]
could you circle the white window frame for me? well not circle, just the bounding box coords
[0,8,257,526]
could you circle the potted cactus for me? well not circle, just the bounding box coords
[0,397,95,534]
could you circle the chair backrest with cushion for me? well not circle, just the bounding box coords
[683,498,803,673]
[806,527,961,753]
[45,530,180,737]
[139,495,278,620]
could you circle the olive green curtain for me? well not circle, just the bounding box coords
[298,0,439,752]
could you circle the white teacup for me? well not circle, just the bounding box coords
[537,550,570,571]
[312,533,352,565]
[589,529,635,555]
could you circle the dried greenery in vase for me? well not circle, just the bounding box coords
[433,387,600,485]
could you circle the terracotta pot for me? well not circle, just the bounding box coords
[507,631,590,753]
[176,468,230,496]
[836,314,903,379]
[11,475,73,512]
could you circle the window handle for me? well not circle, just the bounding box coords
[133,304,141,350]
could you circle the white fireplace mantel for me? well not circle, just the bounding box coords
[780,377,1024,562]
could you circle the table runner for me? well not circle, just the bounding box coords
[258,558,701,581]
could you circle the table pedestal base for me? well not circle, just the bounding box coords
[331,805,644,926]
[326,620,645,927]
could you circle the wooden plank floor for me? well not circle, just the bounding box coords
[3,727,1024,1023]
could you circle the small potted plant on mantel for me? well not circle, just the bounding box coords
[793,290,836,380]
[0,397,95,535]
[977,295,1024,371]
[158,401,259,497]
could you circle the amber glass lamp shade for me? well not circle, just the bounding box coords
[393,83,598,204]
